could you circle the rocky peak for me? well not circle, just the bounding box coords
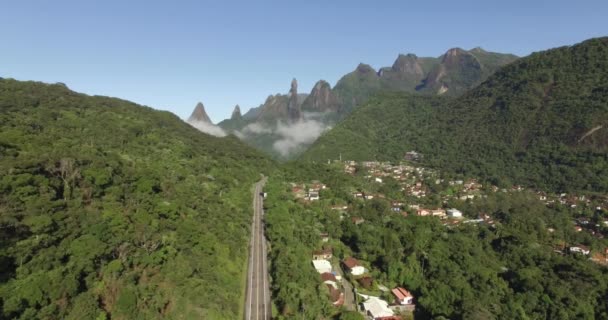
[188,102,212,123]
[469,46,486,54]
[303,80,339,112]
[442,48,472,63]
[392,54,424,76]
[289,78,298,97]
[356,63,376,74]
[231,104,242,120]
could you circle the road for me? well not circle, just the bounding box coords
[245,178,271,320]
[333,261,356,311]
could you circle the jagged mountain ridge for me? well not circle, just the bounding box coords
[207,46,517,159]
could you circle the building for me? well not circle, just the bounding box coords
[312,259,332,274]
[307,191,320,201]
[326,284,344,307]
[312,248,333,260]
[391,287,414,305]
[352,217,365,225]
[570,245,591,255]
[321,272,338,288]
[447,208,463,218]
[343,257,365,276]
[431,208,446,217]
[404,151,423,162]
[361,296,394,319]
[320,232,330,242]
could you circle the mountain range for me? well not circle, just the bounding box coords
[188,47,518,158]
[302,37,608,193]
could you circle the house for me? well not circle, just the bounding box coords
[357,276,373,289]
[570,245,591,255]
[326,284,344,307]
[416,209,431,216]
[404,151,422,162]
[307,191,319,201]
[352,217,365,225]
[447,208,463,218]
[343,257,365,276]
[321,272,338,288]
[312,248,333,260]
[361,295,394,319]
[312,259,332,274]
[320,232,330,242]
[431,208,446,217]
[392,287,414,305]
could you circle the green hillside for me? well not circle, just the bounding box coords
[0,79,273,319]
[302,37,608,193]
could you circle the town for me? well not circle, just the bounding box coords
[281,153,608,320]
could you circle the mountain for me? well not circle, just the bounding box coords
[0,78,273,319]
[216,47,516,159]
[187,102,227,137]
[187,101,211,123]
[302,37,608,192]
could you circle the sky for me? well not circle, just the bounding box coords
[1,0,607,122]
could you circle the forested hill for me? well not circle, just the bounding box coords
[0,79,273,319]
[302,37,608,193]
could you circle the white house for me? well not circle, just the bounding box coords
[570,245,591,255]
[360,295,394,319]
[307,191,319,201]
[343,257,365,276]
[392,287,414,305]
[447,208,463,218]
[312,259,332,274]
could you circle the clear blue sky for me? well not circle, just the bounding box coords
[1,0,606,122]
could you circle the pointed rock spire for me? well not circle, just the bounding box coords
[287,78,301,122]
[188,102,212,123]
[231,104,242,120]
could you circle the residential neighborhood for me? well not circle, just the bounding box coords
[288,157,608,319]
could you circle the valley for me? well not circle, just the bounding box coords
[1,4,607,319]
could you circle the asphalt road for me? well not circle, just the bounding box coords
[245,178,270,320]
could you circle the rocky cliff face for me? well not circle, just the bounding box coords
[391,54,425,77]
[424,48,482,91]
[301,80,340,113]
[188,102,212,123]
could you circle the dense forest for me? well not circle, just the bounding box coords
[0,79,273,319]
[302,37,608,193]
[265,162,608,319]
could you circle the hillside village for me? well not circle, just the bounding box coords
[285,155,608,320]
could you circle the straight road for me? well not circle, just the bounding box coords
[245,178,271,320]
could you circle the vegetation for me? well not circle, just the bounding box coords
[266,161,608,319]
[0,79,273,319]
[303,37,608,193]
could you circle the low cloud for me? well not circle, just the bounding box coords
[242,122,273,135]
[188,121,227,137]
[272,119,330,157]
[232,112,332,157]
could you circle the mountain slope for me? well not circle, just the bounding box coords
[0,79,273,319]
[302,37,608,192]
